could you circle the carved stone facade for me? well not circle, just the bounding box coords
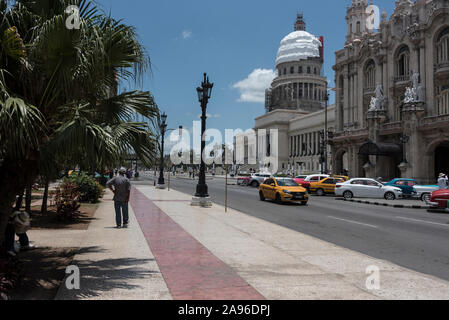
[332,0,449,183]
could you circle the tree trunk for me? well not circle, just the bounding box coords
[41,179,49,214]
[0,157,39,249]
[25,184,32,213]
[15,188,25,211]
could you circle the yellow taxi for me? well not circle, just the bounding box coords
[258,177,309,205]
[309,177,345,196]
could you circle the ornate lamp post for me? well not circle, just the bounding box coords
[192,73,214,207]
[324,93,329,174]
[157,112,168,188]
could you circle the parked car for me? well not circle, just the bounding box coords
[309,177,346,196]
[384,178,439,201]
[248,173,272,187]
[293,174,330,190]
[237,174,251,186]
[426,189,449,211]
[335,178,404,200]
[332,175,349,182]
[259,177,309,205]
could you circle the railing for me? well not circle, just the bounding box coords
[393,75,410,83]
[421,114,449,126]
[382,122,402,131]
[333,128,368,139]
[363,87,375,94]
[436,61,449,69]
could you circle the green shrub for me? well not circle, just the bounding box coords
[65,172,104,203]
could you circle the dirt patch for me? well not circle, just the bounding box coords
[8,247,78,300]
[30,203,99,230]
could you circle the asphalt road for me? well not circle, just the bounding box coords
[135,175,449,282]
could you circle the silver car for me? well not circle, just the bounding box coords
[248,173,272,187]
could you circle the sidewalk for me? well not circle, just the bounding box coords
[55,190,171,300]
[49,186,449,300]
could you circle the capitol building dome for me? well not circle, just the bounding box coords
[265,13,327,114]
[276,30,322,67]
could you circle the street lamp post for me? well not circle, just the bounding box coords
[157,112,168,188]
[324,93,329,174]
[192,73,214,207]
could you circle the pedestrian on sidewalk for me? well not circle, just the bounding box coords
[189,166,193,178]
[438,173,448,189]
[107,167,131,228]
[4,211,35,257]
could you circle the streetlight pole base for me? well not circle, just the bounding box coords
[156,184,167,190]
[191,196,212,208]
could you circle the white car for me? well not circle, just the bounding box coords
[413,185,439,201]
[248,173,272,187]
[336,178,404,200]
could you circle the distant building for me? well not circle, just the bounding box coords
[243,13,334,175]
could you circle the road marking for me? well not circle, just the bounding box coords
[327,216,378,229]
[396,216,449,228]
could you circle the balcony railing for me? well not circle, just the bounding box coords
[363,86,375,94]
[382,122,403,131]
[393,75,410,83]
[421,114,449,126]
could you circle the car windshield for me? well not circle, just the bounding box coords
[276,179,299,187]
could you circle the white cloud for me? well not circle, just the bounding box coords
[232,69,276,103]
[182,30,192,40]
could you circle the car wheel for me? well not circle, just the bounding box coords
[421,193,431,202]
[259,191,265,201]
[385,192,396,201]
[251,181,259,188]
[300,201,308,206]
[343,191,353,200]
[275,193,282,204]
[316,188,325,196]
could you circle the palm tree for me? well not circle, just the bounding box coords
[0,0,158,246]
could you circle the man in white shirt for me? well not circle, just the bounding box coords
[438,173,448,189]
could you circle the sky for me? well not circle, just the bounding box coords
[98,0,397,136]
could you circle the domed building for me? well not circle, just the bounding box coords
[265,13,328,113]
[242,14,335,175]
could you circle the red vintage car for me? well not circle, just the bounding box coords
[426,189,449,212]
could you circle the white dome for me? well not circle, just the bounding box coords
[275,31,322,66]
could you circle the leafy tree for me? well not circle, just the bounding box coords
[0,0,158,246]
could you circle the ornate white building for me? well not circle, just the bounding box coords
[245,14,334,175]
[332,0,449,183]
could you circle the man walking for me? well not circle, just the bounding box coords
[107,167,131,228]
[438,173,448,190]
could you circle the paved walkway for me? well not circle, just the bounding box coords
[47,186,449,300]
[55,191,171,300]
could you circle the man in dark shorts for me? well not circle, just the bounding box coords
[107,167,131,228]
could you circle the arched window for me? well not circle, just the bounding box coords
[396,46,410,80]
[436,27,449,65]
[298,66,303,73]
[290,66,295,74]
[437,84,449,116]
[307,66,311,74]
[284,68,287,75]
[356,21,361,34]
[364,60,376,89]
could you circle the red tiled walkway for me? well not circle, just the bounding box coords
[130,187,265,300]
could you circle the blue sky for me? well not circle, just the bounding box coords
[98,0,397,134]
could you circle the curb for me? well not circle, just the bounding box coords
[340,198,430,209]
